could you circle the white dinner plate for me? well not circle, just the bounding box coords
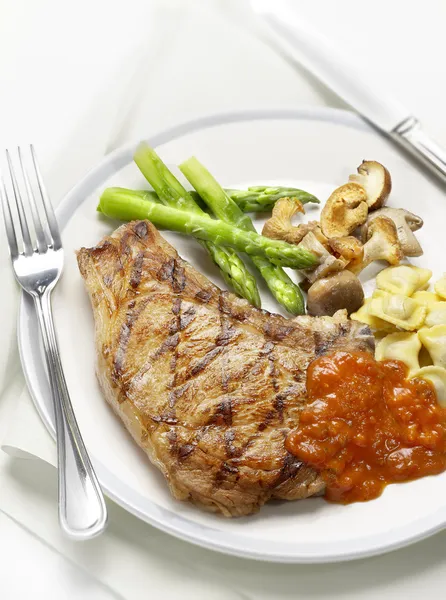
[18,108,446,563]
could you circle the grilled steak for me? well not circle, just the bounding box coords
[77,221,374,516]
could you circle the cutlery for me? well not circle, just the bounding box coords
[1,146,107,540]
[251,0,446,182]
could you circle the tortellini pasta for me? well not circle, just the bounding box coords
[412,366,446,406]
[411,291,442,307]
[375,332,421,375]
[350,298,396,332]
[376,265,432,296]
[434,274,446,300]
[369,293,426,331]
[425,302,446,328]
[418,325,446,369]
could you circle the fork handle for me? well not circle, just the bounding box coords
[33,290,108,540]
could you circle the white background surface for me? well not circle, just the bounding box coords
[2,0,446,597]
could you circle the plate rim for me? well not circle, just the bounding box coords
[17,107,446,563]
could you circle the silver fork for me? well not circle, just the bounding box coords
[1,146,107,540]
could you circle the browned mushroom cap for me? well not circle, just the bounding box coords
[349,160,392,210]
[307,271,365,316]
[361,207,424,257]
[349,216,403,274]
[320,182,368,238]
[262,197,320,244]
[328,236,364,266]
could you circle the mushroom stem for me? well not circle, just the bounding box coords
[349,216,403,274]
[361,208,424,257]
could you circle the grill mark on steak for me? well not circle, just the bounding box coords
[263,320,294,341]
[159,258,186,293]
[274,452,304,487]
[215,461,239,485]
[195,289,212,303]
[179,306,196,330]
[112,297,150,385]
[151,412,178,425]
[211,398,233,426]
[168,382,191,408]
[133,221,149,240]
[273,394,285,422]
[190,346,224,378]
[178,444,195,459]
[129,251,144,289]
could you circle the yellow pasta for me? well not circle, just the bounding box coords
[351,298,396,332]
[370,293,427,331]
[411,291,442,308]
[425,302,446,328]
[418,325,446,369]
[434,275,446,300]
[412,366,446,406]
[376,265,432,296]
[375,332,421,375]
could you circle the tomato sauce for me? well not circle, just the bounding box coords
[286,351,446,503]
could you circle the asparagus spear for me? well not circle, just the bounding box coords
[98,188,318,269]
[134,144,261,307]
[132,188,318,213]
[226,186,319,213]
[180,157,306,315]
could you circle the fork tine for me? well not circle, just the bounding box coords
[0,174,19,259]
[18,147,48,253]
[30,145,61,250]
[6,149,34,256]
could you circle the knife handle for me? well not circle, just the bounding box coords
[392,117,446,182]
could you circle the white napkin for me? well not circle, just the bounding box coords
[4,1,446,599]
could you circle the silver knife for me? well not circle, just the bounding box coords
[251,0,446,182]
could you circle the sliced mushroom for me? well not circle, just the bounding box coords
[320,182,368,239]
[348,216,403,274]
[298,231,348,283]
[349,160,392,210]
[262,197,319,244]
[328,236,364,270]
[307,270,364,316]
[360,207,423,257]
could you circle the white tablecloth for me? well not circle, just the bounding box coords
[2,0,446,597]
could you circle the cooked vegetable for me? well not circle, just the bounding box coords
[320,182,368,238]
[434,274,446,299]
[98,188,318,269]
[132,188,319,214]
[425,302,446,327]
[225,185,320,213]
[361,208,423,257]
[306,271,364,317]
[349,160,391,211]
[179,156,306,315]
[349,216,403,274]
[376,265,432,296]
[298,232,348,284]
[418,325,446,369]
[370,293,427,331]
[262,197,319,244]
[375,332,421,375]
[412,366,446,406]
[328,236,363,267]
[134,144,260,306]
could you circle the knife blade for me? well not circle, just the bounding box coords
[251,0,446,182]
